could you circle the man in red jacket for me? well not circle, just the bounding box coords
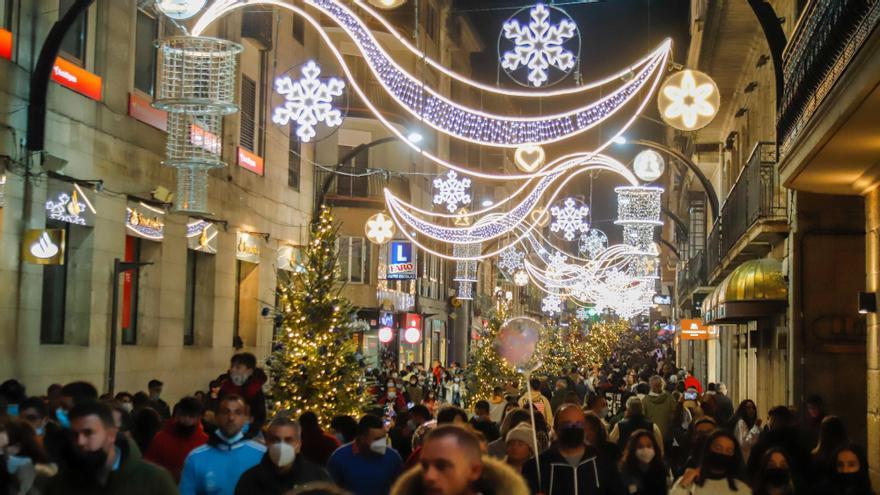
[145,396,208,482]
[219,352,268,430]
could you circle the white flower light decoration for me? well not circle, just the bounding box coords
[433,171,472,213]
[501,3,578,87]
[364,212,396,244]
[550,198,590,241]
[658,69,720,131]
[272,61,346,142]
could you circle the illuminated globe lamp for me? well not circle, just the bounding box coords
[657,69,720,131]
[404,327,421,344]
[155,0,208,19]
[378,326,394,343]
[367,0,406,9]
[514,270,529,287]
[632,149,666,183]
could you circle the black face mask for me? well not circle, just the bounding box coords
[764,468,790,486]
[557,426,585,448]
[69,448,109,475]
[834,472,861,486]
[704,451,735,477]
[174,422,198,437]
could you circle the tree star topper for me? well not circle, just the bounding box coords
[433,171,472,213]
[500,3,578,87]
[550,198,590,241]
[272,61,346,142]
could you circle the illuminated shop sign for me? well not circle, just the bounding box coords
[52,57,102,101]
[128,93,167,131]
[126,201,165,241]
[680,319,709,340]
[387,240,416,280]
[0,28,12,61]
[277,244,305,272]
[22,229,66,265]
[237,147,264,176]
[45,180,96,226]
[192,124,222,154]
[187,218,218,254]
[236,232,262,263]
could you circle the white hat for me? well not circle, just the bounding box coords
[506,424,536,453]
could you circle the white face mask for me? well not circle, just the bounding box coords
[388,392,397,399]
[268,442,296,467]
[120,403,133,413]
[635,447,655,464]
[231,372,249,386]
[370,438,387,456]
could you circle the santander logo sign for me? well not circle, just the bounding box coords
[51,57,103,101]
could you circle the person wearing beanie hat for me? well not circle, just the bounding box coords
[504,424,536,473]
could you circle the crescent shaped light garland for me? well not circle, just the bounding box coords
[193,0,672,149]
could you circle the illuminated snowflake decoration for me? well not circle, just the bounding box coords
[546,251,569,275]
[500,3,578,87]
[498,247,525,274]
[576,306,597,320]
[514,270,529,286]
[542,293,563,314]
[433,171,472,213]
[550,198,590,241]
[578,229,608,259]
[272,61,346,142]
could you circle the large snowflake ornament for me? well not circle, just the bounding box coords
[433,171,472,213]
[550,198,590,241]
[578,229,608,259]
[272,61,346,142]
[501,3,578,87]
[542,293,563,315]
[498,247,525,274]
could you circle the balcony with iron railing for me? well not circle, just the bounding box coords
[778,0,880,159]
[314,166,410,208]
[705,142,788,281]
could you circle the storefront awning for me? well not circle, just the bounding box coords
[702,258,788,324]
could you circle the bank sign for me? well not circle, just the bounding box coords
[387,240,416,280]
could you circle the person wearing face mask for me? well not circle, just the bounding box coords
[235,417,330,495]
[114,393,134,414]
[585,393,611,430]
[752,448,798,495]
[326,414,402,495]
[146,380,171,421]
[523,404,625,495]
[17,397,55,448]
[3,418,54,495]
[619,430,670,495]
[380,383,407,413]
[44,400,178,495]
[179,395,266,495]
[810,445,875,495]
[610,397,665,458]
[405,377,423,407]
[669,430,750,494]
[145,397,209,482]
[219,353,268,431]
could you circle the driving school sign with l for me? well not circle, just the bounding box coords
[387,240,416,280]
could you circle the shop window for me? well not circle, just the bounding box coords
[288,128,301,190]
[133,8,159,96]
[59,0,87,65]
[184,250,215,346]
[292,13,305,44]
[40,220,69,344]
[338,236,369,284]
[233,260,259,347]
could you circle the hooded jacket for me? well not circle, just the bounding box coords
[518,390,554,428]
[642,392,676,440]
[144,420,209,482]
[390,456,529,495]
[234,451,330,495]
[522,444,626,495]
[179,429,266,495]
[219,369,268,430]
[44,435,178,495]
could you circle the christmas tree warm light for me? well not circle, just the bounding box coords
[464,300,521,407]
[268,205,369,424]
[536,316,630,375]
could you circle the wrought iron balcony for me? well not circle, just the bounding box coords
[705,142,788,277]
[677,249,708,302]
[315,167,410,207]
[778,0,880,157]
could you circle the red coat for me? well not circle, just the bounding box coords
[684,375,703,395]
[144,420,209,482]
[300,428,341,466]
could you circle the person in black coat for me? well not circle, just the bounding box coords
[235,416,330,495]
[747,406,810,483]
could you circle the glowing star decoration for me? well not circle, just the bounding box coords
[155,0,208,19]
[501,3,578,87]
[365,212,396,244]
[514,270,529,286]
[550,198,590,241]
[542,293,563,315]
[498,247,525,274]
[514,144,546,173]
[272,61,346,142]
[658,69,720,131]
[632,149,666,182]
[578,229,608,259]
[433,171,472,213]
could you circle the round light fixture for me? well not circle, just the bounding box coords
[367,0,407,9]
[657,69,720,131]
[404,327,421,344]
[514,144,546,173]
[378,326,394,343]
[632,149,666,182]
[514,270,529,286]
[365,212,396,244]
[155,0,208,19]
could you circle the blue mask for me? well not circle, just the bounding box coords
[35,426,45,437]
[56,408,70,429]
[214,428,245,445]
[6,404,18,417]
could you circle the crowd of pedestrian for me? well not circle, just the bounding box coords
[0,342,875,495]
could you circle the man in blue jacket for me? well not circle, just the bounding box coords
[326,414,403,495]
[179,394,265,495]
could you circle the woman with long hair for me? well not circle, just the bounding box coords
[811,444,875,495]
[620,429,669,495]
[752,447,798,495]
[585,411,621,465]
[810,415,848,479]
[670,430,751,494]
[730,399,761,461]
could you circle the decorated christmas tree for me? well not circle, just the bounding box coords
[464,300,521,407]
[268,205,369,424]
[536,316,630,375]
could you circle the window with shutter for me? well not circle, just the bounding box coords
[240,75,257,152]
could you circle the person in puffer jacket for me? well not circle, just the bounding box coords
[218,353,268,431]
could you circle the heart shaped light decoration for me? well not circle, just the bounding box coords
[514,144,546,173]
